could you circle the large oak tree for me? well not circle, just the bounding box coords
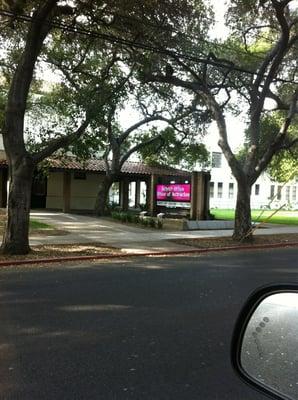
[145,0,298,240]
[0,0,208,254]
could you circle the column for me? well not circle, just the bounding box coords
[203,172,211,219]
[148,174,157,216]
[190,171,205,220]
[145,180,150,210]
[62,171,71,213]
[120,178,129,211]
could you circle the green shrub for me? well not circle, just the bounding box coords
[111,212,163,229]
[111,211,121,220]
[119,212,126,222]
[126,213,133,223]
[139,203,147,211]
[141,217,148,226]
[148,218,156,228]
[133,215,140,224]
[157,219,163,229]
[208,212,215,220]
[109,202,120,211]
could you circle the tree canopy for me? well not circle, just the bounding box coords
[0,0,298,253]
[0,0,212,254]
[143,0,298,239]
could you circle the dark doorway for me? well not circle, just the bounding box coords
[31,175,47,208]
[1,169,8,208]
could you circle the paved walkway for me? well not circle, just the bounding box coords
[30,211,298,254]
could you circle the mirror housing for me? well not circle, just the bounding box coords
[232,285,298,400]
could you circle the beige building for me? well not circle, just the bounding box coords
[0,157,210,219]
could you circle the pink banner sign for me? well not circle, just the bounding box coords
[156,184,191,203]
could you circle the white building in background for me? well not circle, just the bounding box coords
[204,129,298,210]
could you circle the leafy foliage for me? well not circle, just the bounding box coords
[237,112,298,183]
[139,126,209,170]
[268,147,298,182]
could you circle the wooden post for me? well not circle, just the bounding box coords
[190,171,198,220]
[149,174,157,216]
[190,171,205,220]
[121,178,129,211]
[145,179,150,210]
[63,171,71,213]
[203,172,211,219]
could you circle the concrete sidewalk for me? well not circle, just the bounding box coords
[30,211,298,254]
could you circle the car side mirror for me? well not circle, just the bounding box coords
[232,286,298,400]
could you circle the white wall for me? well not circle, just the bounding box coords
[204,135,298,210]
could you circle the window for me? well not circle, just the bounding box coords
[211,152,222,168]
[109,182,120,205]
[210,182,214,198]
[286,186,290,202]
[292,186,297,202]
[277,185,282,200]
[129,181,136,207]
[270,185,275,199]
[217,182,223,198]
[140,181,147,205]
[228,183,234,198]
[255,184,260,196]
[74,171,86,180]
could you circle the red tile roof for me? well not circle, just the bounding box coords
[48,158,190,176]
[0,157,190,177]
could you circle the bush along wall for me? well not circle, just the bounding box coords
[110,211,163,229]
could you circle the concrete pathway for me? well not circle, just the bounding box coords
[30,211,298,254]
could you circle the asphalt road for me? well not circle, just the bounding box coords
[0,247,297,400]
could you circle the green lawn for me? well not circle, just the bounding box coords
[0,213,53,234]
[29,219,53,230]
[211,209,298,225]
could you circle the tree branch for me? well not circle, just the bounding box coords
[120,135,162,167]
[49,60,80,90]
[252,88,298,180]
[201,90,244,182]
[119,115,171,144]
[32,117,90,163]
[169,54,202,83]
[72,41,93,72]
[266,89,289,110]
[145,72,205,93]
[248,1,291,152]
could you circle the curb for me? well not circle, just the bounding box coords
[0,241,297,267]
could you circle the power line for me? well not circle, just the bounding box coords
[114,10,298,61]
[112,12,269,64]
[0,9,298,86]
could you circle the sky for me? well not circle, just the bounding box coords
[119,0,246,153]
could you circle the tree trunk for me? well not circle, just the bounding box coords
[1,159,34,255]
[233,181,253,242]
[94,176,113,216]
